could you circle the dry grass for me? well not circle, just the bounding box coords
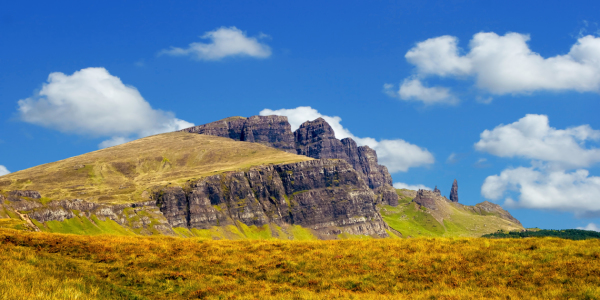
[1,228,599,299]
[0,132,311,204]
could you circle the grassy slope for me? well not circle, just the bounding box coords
[381,189,523,237]
[0,132,312,204]
[1,229,599,299]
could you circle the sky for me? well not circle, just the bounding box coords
[2,0,600,231]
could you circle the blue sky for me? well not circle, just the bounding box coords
[2,0,600,231]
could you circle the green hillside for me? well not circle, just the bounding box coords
[380,189,523,237]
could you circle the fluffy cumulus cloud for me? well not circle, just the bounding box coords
[0,165,10,176]
[475,114,600,169]
[388,32,600,103]
[393,182,432,191]
[160,26,271,61]
[18,67,193,148]
[479,114,600,217]
[578,223,600,231]
[482,167,600,216]
[384,78,457,105]
[259,106,434,173]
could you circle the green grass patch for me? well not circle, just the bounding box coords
[238,222,273,240]
[380,203,445,237]
[289,225,317,240]
[0,218,29,230]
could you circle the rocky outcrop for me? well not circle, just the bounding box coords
[471,201,522,226]
[9,190,41,199]
[433,186,441,195]
[3,193,173,235]
[449,179,458,203]
[155,159,389,238]
[182,115,397,204]
[182,115,296,153]
[413,189,443,211]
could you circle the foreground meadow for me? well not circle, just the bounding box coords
[1,229,599,299]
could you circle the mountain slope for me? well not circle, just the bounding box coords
[0,132,312,204]
[381,189,523,237]
[0,132,392,238]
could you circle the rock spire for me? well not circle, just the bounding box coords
[449,179,458,203]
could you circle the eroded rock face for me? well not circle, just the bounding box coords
[183,115,397,204]
[182,115,296,153]
[450,179,459,203]
[413,189,443,210]
[9,190,41,199]
[4,194,173,235]
[155,159,389,238]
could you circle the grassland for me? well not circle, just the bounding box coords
[0,132,311,204]
[381,189,523,237]
[1,229,599,299]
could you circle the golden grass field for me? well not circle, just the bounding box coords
[0,132,311,204]
[1,228,599,299]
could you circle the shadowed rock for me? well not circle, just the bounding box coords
[182,115,397,205]
[155,159,390,238]
[182,115,296,153]
[450,179,459,203]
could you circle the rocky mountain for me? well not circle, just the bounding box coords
[0,118,522,239]
[181,115,398,204]
[0,132,392,238]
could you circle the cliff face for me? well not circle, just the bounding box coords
[182,115,397,205]
[156,159,389,238]
[3,159,390,238]
[182,116,297,153]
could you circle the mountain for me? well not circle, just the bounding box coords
[0,115,522,238]
[0,131,391,238]
[182,115,398,206]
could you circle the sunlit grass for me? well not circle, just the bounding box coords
[0,132,312,204]
[1,228,599,299]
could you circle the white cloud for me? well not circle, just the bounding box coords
[475,114,600,169]
[384,78,457,105]
[160,26,271,61]
[0,165,10,176]
[577,223,600,231]
[393,182,432,191]
[482,167,600,216]
[405,35,472,76]
[260,106,434,173]
[18,67,193,148]
[396,32,600,99]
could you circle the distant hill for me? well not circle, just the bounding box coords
[380,189,523,237]
[483,229,600,240]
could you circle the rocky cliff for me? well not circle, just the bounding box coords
[181,115,398,204]
[182,115,297,153]
[2,159,390,238]
[155,159,389,238]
